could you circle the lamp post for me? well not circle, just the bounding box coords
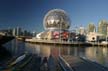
[106,25,108,45]
[59,16,63,43]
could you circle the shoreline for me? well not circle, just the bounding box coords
[25,39,108,47]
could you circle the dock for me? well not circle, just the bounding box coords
[1,54,62,71]
[1,54,108,71]
[59,55,108,71]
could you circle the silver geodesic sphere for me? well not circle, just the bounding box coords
[43,9,71,30]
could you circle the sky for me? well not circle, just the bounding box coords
[0,0,108,32]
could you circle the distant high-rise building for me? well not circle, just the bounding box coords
[13,27,32,36]
[87,23,96,33]
[7,28,13,36]
[98,20,108,35]
[23,30,28,36]
[13,28,17,36]
[107,26,108,35]
[16,27,22,36]
[78,26,86,35]
[32,31,37,37]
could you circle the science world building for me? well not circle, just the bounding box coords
[43,9,70,30]
[36,9,71,41]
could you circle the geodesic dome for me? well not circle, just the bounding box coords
[43,9,71,30]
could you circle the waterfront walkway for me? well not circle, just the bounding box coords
[26,39,92,46]
[26,39,108,47]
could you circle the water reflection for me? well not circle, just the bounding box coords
[3,39,108,67]
[86,47,108,67]
[25,44,58,58]
[0,46,12,62]
[25,43,108,67]
[4,39,26,56]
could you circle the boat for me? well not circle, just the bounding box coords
[101,41,108,44]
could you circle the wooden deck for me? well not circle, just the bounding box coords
[61,55,108,71]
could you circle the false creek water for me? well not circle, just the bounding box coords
[1,39,108,68]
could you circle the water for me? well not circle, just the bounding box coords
[1,39,108,67]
